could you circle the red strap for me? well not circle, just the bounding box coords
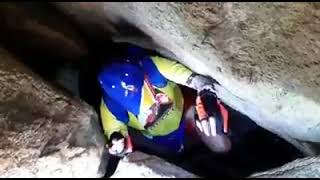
[126,136,133,152]
[196,96,208,121]
[144,74,156,97]
[217,100,229,133]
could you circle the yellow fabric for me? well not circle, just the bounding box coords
[100,99,128,140]
[145,81,184,136]
[150,56,193,86]
[100,82,184,138]
[127,111,145,130]
[141,81,155,109]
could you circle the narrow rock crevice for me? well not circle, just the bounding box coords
[26,39,304,177]
[1,2,319,178]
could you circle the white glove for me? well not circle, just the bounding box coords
[196,116,217,137]
[107,133,133,157]
[108,138,126,155]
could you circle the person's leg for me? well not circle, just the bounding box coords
[128,128,182,160]
[181,86,204,150]
[104,155,121,178]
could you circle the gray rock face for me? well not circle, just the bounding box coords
[54,2,320,155]
[251,156,320,178]
[0,48,106,178]
[0,2,88,61]
[111,151,198,178]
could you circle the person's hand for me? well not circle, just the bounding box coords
[196,116,217,137]
[107,133,133,158]
[186,73,218,94]
[108,138,126,155]
[194,92,219,137]
[194,91,232,153]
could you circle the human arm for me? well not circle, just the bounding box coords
[100,97,132,157]
[150,56,218,93]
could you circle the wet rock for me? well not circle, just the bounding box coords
[110,151,198,178]
[251,156,320,178]
[0,47,106,178]
[54,2,320,155]
[0,2,88,61]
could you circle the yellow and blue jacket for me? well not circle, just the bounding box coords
[99,55,193,141]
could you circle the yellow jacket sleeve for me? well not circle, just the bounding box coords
[150,56,193,86]
[100,99,128,140]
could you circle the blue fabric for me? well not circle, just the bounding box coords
[141,56,168,88]
[148,119,186,153]
[127,44,147,58]
[98,54,168,117]
[98,45,169,124]
[98,61,144,116]
[102,93,129,124]
[126,44,167,88]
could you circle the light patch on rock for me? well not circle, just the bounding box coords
[111,151,198,178]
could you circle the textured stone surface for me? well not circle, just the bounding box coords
[54,2,320,155]
[110,151,197,178]
[0,2,88,61]
[251,156,320,178]
[0,47,106,178]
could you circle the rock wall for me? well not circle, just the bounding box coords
[0,2,319,178]
[54,2,320,155]
[0,47,106,177]
[0,2,88,61]
[110,151,198,178]
[251,156,320,178]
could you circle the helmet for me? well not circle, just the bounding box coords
[98,60,144,115]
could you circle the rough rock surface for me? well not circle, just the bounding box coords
[0,47,106,178]
[0,2,88,61]
[251,156,320,178]
[54,2,320,156]
[110,151,198,178]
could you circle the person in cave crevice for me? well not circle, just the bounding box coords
[77,42,304,178]
[97,43,233,162]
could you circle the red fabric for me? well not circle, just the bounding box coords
[144,74,156,97]
[196,96,208,121]
[185,119,195,135]
[126,135,133,152]
[217,100,229,133]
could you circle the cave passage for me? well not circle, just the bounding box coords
[6,35,304,178]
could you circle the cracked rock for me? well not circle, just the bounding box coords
[0,47,106,178]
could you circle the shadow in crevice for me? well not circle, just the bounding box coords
[136,87,305,178]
